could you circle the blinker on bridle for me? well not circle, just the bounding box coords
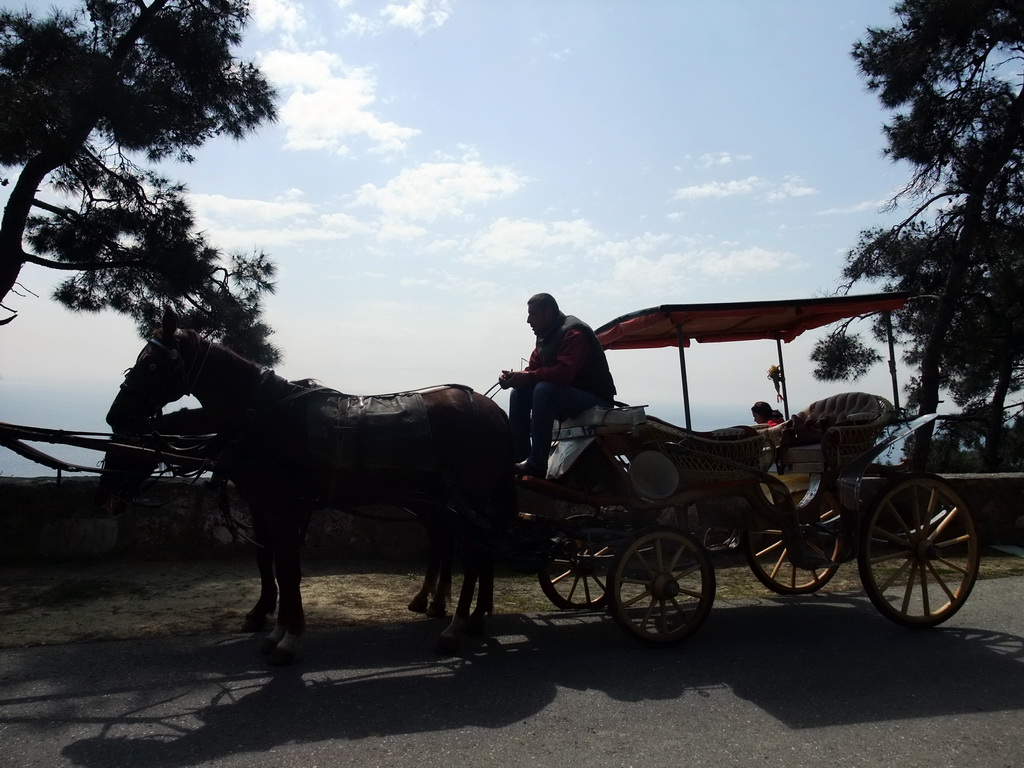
[119,336,186,400]
[142,333,211,397]
[146,336,179,360]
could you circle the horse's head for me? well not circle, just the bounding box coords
[106,307,196,435]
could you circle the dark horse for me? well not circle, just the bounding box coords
[98,308,516,664]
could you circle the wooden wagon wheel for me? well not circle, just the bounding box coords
[537,528,613,610]
[742,490,842,595]
[858,474,980,628]
[608,525,715,645]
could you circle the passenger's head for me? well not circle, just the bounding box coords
[526,293,560,336]
[751,401,773,424]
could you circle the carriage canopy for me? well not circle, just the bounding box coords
[593,292,912,428]
[594,292,911,350]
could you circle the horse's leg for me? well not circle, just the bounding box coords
[430,531,454,618]
[435,533,492,655]
[242,512,278,631]
[435,554,476,655]
[408,513,455,617]
[466,544,493,637]
[259,509,306,666]
[408,517,446,616]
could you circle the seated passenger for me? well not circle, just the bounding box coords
[498,293,616,478]
[751,401,785,427]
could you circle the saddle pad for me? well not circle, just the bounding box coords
[308,392,435,471]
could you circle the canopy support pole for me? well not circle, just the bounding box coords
[884,311,901,411]
[676,324,692,429]
[775,337,790,420]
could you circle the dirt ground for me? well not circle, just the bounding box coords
[3,549,1023,648]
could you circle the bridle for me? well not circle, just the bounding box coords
[147,334,212,396]
[117,332,210,425]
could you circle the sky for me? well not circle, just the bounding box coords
[0,0,914,476]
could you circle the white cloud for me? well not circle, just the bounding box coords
[672,177,764,200]
[251,0,308,36]
[686,245,802,277]
[817,199,890,215]
[342,0,453,36]
[399,271,501,296]
[764,175,817,202]
[190,192,314,224]
[260,50,420,155]
[382,0,453,35]
[696,152,752,168]
[590,232,674,261]
[353,160,526,222]
[572,241,804,303]
[376,220,430,242]
[462,217,598,268]
[189,192,368,249]
[672,175,818,203]
[343,13,379,36]
[319,211,369,237]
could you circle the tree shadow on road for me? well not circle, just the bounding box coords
[2,589,1022,767]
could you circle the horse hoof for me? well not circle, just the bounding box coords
[434,635,460,656]
[426,601,448,618]
[466,616,487,637]
[407,596,428,613]
[242,613,269,633]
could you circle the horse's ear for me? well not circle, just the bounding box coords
[162,305,178,338]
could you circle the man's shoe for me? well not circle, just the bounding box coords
[514,460,546,478]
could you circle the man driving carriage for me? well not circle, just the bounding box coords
[498,293,616,478]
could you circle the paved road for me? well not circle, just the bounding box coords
[2,576,1024,768]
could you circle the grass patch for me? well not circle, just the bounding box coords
[27,580,150,608]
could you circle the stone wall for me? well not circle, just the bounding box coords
[1,473,1022,563]
[0,477,432,563]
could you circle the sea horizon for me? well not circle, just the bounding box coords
[1,379,756,479]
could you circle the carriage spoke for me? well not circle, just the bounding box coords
[621,586,654,609]
[875,555,913,592]
[927,505,959,541]
[924,560,957,603]
[668,595,694,621]
[640,596,657,629]
[563,574,582,603]
[934,551,971,576]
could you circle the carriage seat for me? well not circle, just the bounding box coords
[552,405,647,439]
[770,391,892,474]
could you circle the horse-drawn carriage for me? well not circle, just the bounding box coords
[517,293,978,645]
[0,294,980,661]
[519,391,977,645]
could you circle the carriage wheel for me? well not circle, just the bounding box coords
[538,536,612,610]
[608,526,715,645]
[858,474,979,628]
[742,491,842,595]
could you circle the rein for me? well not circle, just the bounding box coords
[185,337,212,395]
